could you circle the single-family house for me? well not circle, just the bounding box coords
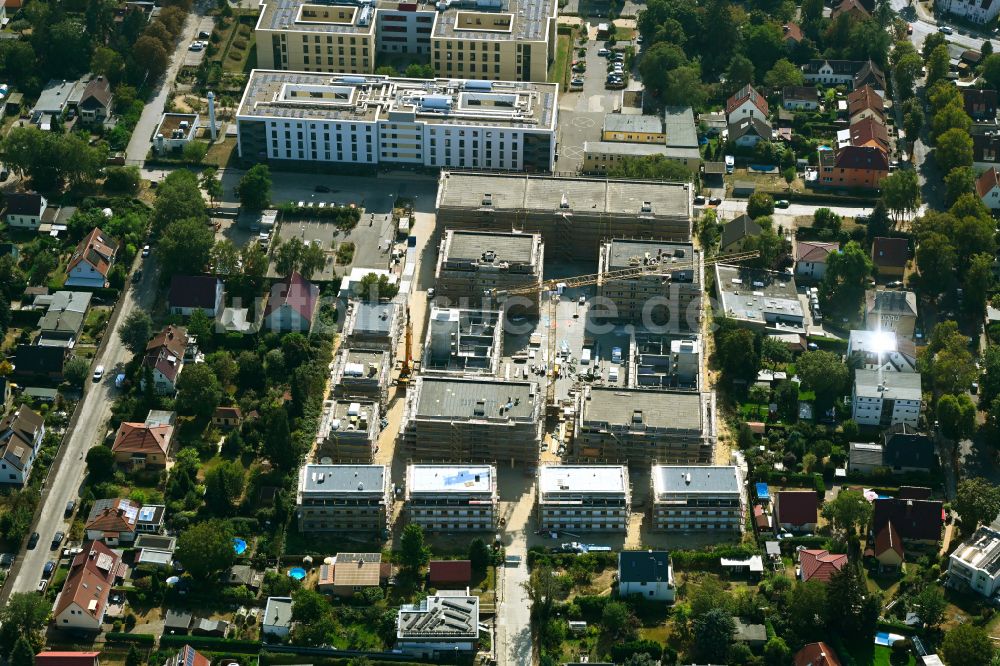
[111,421,173,469]
[729,116,772,148]
[264,272,320,333]
[4,193,49,229]
[429,560,472,587]
[168,276,224,318]
[775,490,818,533]
[783,86,820,111]
[37,291,92,348]
[817,145,889,190]
[0,405,45,487]
[733,618,767,647]
[795,241,839,280]
[316,552,388,596]
[226,564,264,590]
[35,654,101,666]
[799,549,848,582]
[783,22,804,44]
[212,406,243,430]
[85,498,142,545]
[53,541,125,631]
[134,534,176,569]
[849,117,890,153]
[141,326,189,395]
[65,228,117,288]
[803,59,885,90]
[726,84,770,124]
[13,344,67,381]
[795,642,842,666]
[617,550,675,602]
[78,76,112,124]
[396,593,479,658]
[720,214,763,253]
[263,597,293,639]
[883,424,935,473]
[871,237,909,277]
[847,87,885,126]
[162,646,209,666]
[873,521,904,572]
[854,60,887,91]
[873,496,944,544]
[832,0,871,19]
[976,167,1000,210]
[963,88,998,121]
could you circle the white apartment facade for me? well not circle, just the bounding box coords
[651,465,745,532]
[852,369,922,428]
[950,527,1000,597]
[938,0,1000,23]
[237,71,557,171]
[537,465,630,532]
[405,464,498,532]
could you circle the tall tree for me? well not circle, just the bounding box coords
[175,520,236,580]
[693,608,735,663]
[955,478,1000,530]
[935,128,974,173]
[9,636,35,666]
[119,311,153,355]
[825,564,880,640]
[158,217,215,277]
[937,393,977,441]
[941,624,994,666]
[263,408,297,471]
[204,460,246,515]
[880,170,921,224]
[153,170,207,233]
[820,241,873,317]
[0,593,50,658]
[822,490,872,535]
[400,524,430,570]
[236,164,272,211]
[797,350,850,410]
[175,364,222,420]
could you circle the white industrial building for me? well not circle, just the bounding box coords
[405,464,498,532]
[949,527,1000,598]
[537,465,630,532]
[852,370,922,428]
[651,465,744,532]
[236,71,558,171]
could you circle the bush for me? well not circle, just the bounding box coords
[105,166,141,194]
[159,635,261,652]
[105,632,156,645]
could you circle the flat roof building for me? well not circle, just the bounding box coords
[342,300,404,353]
[537,465,630,532]
[573,387,713,464]
[237,72,557,171]
[422,308,503,376]
[296,464,390,534]
[597,239,702,331]
[434,230,543,312]
[330,347,391,405]
[715,264,805,332]
[949,527,1000,598]
[852,370,922,428]
[436,172,692,260]
[255,0,557,82]
[631,334,700,389]
[315,398,380,463]
[396,593,479,659]
[582,141,701,174]
[651,465,744,532]
[401,376,543,464]
[405,464,498,531]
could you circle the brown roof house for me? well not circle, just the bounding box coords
[817,145,889,190]
[111,421,174,469]
[873,521,904,572]
[264,272,320,334]
[871,236,909,277]
[85,498,163,545]
[168,275,225,318]
[212,406,243,430]
[849,117,890,153]
[163,647,210,666]
[720,214,763,253]
[847,86,886,124]
[141,325,190,395]
[316,552,389,597]
[795,642,842,666]
[775,490,818,533]
[795,241,840,280]
[66,228,117,288]
[799,549,848,582]
[873,496,943,545]
[53,541,125,631]
[0,404,46,487]
[963,88,997,121]
[726,84,770,124]
[832,0,871,20]
[78,76,113,124]
[429,560,473,587]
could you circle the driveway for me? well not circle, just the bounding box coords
[496,467,535,666]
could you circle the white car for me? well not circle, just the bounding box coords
[141,245,150,258]
[92,365,105,382]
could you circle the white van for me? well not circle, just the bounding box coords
[608,366,619,382]
[725,155,735,174]
[581,349,592,365]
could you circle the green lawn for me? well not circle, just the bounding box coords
[549,33,573,89]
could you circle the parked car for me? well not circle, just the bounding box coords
[43,561,55,578]
[570,78,585,89]
[597,48,610,56]
[939,25,953,34]
[37,579,47,594]
[141,244,150,258]
[775,199,790,208]
[93,365,105,382]
[65,500,75,517]
[0,168,8,182]
[694,195,706,205]
[887,280,903,288]
[132,269,142,283]
[27,532,39,549]
[709,197,723,205]
[51,532,64,550]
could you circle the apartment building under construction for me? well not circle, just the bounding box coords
[422,308,503,376]
[315,398,380,463]
[435,230,543,313]
[537,464,631,532]
[400,376,543,464]
[296,464,390,534]
[405,464,498,532]
[330,347,392,405]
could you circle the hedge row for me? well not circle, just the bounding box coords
[160,635,262,653]
[105,632,156,645]
[671,545,758,571]
[758,471,826,494]
[276,202,361,225]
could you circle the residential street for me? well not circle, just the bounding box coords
[5,260,159,597]
[497,470,536,666]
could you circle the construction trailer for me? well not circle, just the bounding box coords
[400,376,543,465]
[435,229,544,313]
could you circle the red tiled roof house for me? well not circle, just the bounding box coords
[65,228,117,289]
[976,167,1000,211]
[54,542,124,631]
[111,422,173,469]
[141,325,189,395]
[799,549,848,582]
[794,642,842,666]
[264,272,320,334]
[726,84,770,124]
[429,560,473,587]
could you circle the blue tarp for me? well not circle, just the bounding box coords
[756,482,770,500]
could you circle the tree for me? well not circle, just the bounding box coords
[983,53,1000,90]
[237,164,272,210]
[182,141,209,163]
[201,167,223,205]
[944,166,975,207]
[922,322,977,395]
[716,326,760,383]
[936,128,974,173]
[606,154,692,181]
[187,309,215,348]
[175,363,221,420]
[826,564,880,640]
[132,36,169,82]
[637,42,688,97]
[663,65,708,108]
[764,58,805,89]
[263,407,296,471]
[158,217,215,277]
[211,240,241,277]
[693,608,735,663]
[354,272,399,302]
[916,232,956,288]
[124,645,142,666]
[27,250,56,287]
[822,489,872,534]
[820,241,873,317]
[105,166,141,194]
[981,347,1000,408]
[764,636,792,666]
[911,585,946,628]
[204,460,246,515]
[926,43,951,86]
[153,170,207,233]
[893,50,924,100]
[797,350,850,410]
[881,170,921,224]
[932,101,972,141]
[469,538,491,572]
[937,393,977,441]
[91,46,124,81]
[601,601,636,640]
[175,520,236,580]
[0,593,51,658]
[774,380,800,422]
[85,445,115,482]
[955,478,1000,530]
[400,523,430,570]
[813,208,842,238]
[747,192,775,218]
[964,253,995,317]
[119,311,153,355]
[63,357,91,387]
[785,581,827,644]
[9,636,35,666]
[941,624,994,666]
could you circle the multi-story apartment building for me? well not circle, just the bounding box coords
[852,369,922,428]
[422,308,503,376]
[405,464,498,531]
[949,527,1000,598]
[573,387,713,464]
[631,334,700,389]
[537,465,630,532]
[255,0,557,82]
[237,71,557,171]
[330,347,392,405]
[651,465,744,531]
[596,239,702,331]
[435,230,543,312]
[342,300,404,353]
[296,464,390,534]
[400,376,543,464]
[316,398,380,462]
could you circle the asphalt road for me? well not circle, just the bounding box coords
[7,261,159,596]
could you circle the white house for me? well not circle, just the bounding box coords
[729,117,772,148]
[976,167,1000,210]
[795,241,839,280]
[65,228,118,289]
[0,405,45,487]
[938,0,1000,24]
[141,326,190,395]
[852,369,922,428]
[949,527,1000,597]
[618,551,675,602]
[725,84,769,124]
[4,193,48,229]
[263,597,293,639]
[54,541,124,632]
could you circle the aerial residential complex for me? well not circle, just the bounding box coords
[434,230,544,311]
[405,464,498,531]
[295,464,391,533]
[255,0,557,82]
[537,465,631,532]
[650,465,744,531]
[236,71,558,170]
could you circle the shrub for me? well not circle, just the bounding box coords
[105,632,156,645]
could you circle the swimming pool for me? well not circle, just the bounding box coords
[874,632,905,646]
[288,567,307,580]
[233,538,247,555]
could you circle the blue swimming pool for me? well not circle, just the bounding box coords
[288,567,307,580]
[233,537,247,555]
[875,632,904,646]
